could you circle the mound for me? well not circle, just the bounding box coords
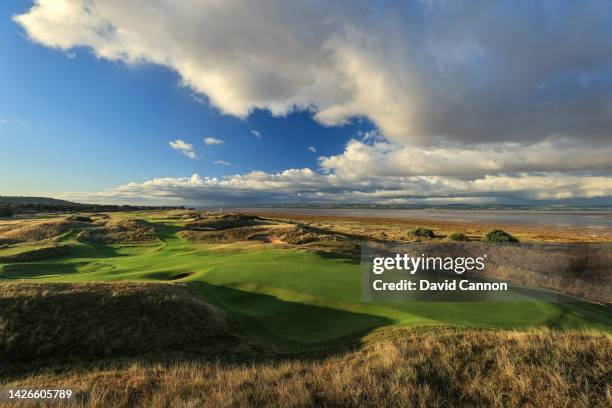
[77,218,158,243]
[0,219,93,244]
[184,213,265,231]
[0,282,261,373]
[179,225,273,243]
[66,215,93,223]
[0,244,69,262]
[90,213,111,219]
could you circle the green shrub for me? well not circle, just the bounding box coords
[447,231,468,241]
[482,229,519,243]
[0,205,14,218]
[409,227,435,239]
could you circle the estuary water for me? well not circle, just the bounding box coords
[244,208,612,229]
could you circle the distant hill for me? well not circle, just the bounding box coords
[0,196,84,207]
[0,196,185,215]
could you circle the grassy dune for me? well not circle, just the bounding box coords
[0,211,610,406]
[3,326,610,407]
[1,214,611,348]
[0,282,263,375]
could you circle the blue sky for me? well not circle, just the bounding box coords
[0,0,364,196]
[1,1,611,206]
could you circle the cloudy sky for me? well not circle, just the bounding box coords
[1,0,611,206]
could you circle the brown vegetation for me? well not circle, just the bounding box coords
[179,220,359,254]
[3,328,610,407]
[0,282,261,375]
[247,211,612,243]
[183,213,267,231]
[0,219,92,244]
[76,219,158,243]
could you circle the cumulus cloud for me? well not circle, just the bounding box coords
[60,169,612,207]
[204,137,224,145]
[14,0,612,147]
[307,146,317,153]
[214,160,231,166]
[16,1,612,206]
[169,139,197,159]
[319,139,612,178]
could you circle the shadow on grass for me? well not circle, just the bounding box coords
[0,280,395,379]
[314,250,360,263]
[543,301,612,329]
[0,262,81,279]
[187,281,394,351]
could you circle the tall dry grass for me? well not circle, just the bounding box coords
[3,328,610,407]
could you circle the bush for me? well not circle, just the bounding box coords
[447,231,468,241]
[0,205,14,218]
[482,229,519,243]
[409,227,435,239]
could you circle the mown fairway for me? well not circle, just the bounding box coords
[1,220,611,347]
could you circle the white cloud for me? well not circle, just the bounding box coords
[0,118,7,124]
[307,146,317,153]
[214,160,231,166]
[319,139,612,178]
[14,0,612,147]
[204,137,224,145]
[15,1,612,206]
[59,169,612,206]
[169,139,197,159]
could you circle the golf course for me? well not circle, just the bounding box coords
[1,211,610,349]
[1,210,611,407]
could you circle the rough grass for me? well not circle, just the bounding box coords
[76,219,158,243]
[0,219,92,243]
[183,213,266,231]
[0,282,262,375]
[3,328,610,407]
[248,210,612,243]
[179,222,358,254]
[0,244,69,262]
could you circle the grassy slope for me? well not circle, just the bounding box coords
[4,328,611,408]
[1,221,611,348]
[0,282,261,375]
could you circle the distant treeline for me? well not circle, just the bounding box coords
[0,196,185,217]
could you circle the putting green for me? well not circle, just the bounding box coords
[1,224,610,346]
